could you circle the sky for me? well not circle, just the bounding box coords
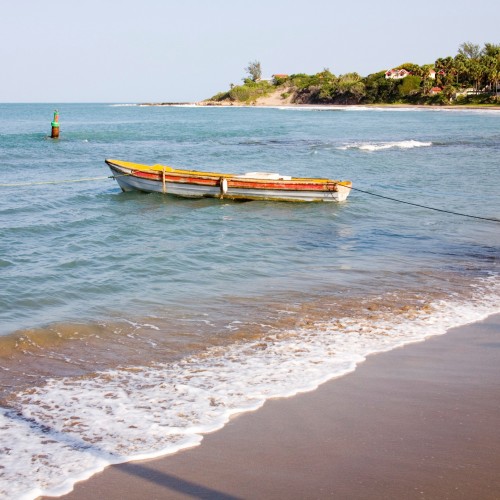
[1,0,499,103]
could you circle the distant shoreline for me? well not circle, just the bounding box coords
[139,101,500,111]
[138,102,195,106]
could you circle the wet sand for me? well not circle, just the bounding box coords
[58,314,500,500]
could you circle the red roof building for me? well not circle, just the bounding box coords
[385,68,410,79]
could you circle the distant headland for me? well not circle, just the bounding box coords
[144,42,498,109]
[203,42,499,108]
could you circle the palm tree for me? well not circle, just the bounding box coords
[482,44,500,96]
[453,54,467,86]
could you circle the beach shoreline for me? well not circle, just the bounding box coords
[140,101,500,111]
[57,313,500,500]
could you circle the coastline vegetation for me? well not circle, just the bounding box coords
[207,42,500,106]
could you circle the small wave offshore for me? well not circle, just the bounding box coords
[1,277,498,500]
[338,140,432,151]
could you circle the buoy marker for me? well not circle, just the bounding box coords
[51,109,60,138]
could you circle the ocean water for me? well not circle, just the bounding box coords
[0,103,499,498]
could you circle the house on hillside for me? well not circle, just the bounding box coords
[385,68,410,79]
[430,87,442,95]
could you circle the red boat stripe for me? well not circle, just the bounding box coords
[130,171,340,192]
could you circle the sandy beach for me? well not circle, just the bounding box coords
[56,313,500,500]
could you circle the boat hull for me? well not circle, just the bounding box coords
[106,159,352,203]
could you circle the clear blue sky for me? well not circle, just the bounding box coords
[2,0,498,103]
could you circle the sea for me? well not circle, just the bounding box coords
[1,103,499,499]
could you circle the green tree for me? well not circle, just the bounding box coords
[422,77,434,96]
[336,73,366,104]
[245,61,262,82]
[456,42,485,91]
[467,59,483,91]
[435,57,455,87]
[482,43,500,95]
[316,69,337,102]
[399,75,422,97]
[482,43,500,58]
[363,71,398,103]
[318,81,337,102]
[458,41,481,60]
[453,54,468,86]
[442,84,456,102]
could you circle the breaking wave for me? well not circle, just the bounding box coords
[338,140,432,151]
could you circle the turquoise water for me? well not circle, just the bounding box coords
[0,104,499,498]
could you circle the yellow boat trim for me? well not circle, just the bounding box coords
[107,159,352,187]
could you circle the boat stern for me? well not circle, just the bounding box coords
[335,181,352,202]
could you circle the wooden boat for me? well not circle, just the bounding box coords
[106,159,352,202]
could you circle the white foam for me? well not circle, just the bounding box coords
[123,319,160,330]
[1,277,499,499]
[338,140,432,151]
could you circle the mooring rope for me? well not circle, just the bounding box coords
[0,176,112,187]
[0,174,131,188]
[346,185,500,223]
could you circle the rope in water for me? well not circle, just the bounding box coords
[0,173,498,223]
[0,174,132,187]
[346,185,500,223]
[0,176,113,187]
